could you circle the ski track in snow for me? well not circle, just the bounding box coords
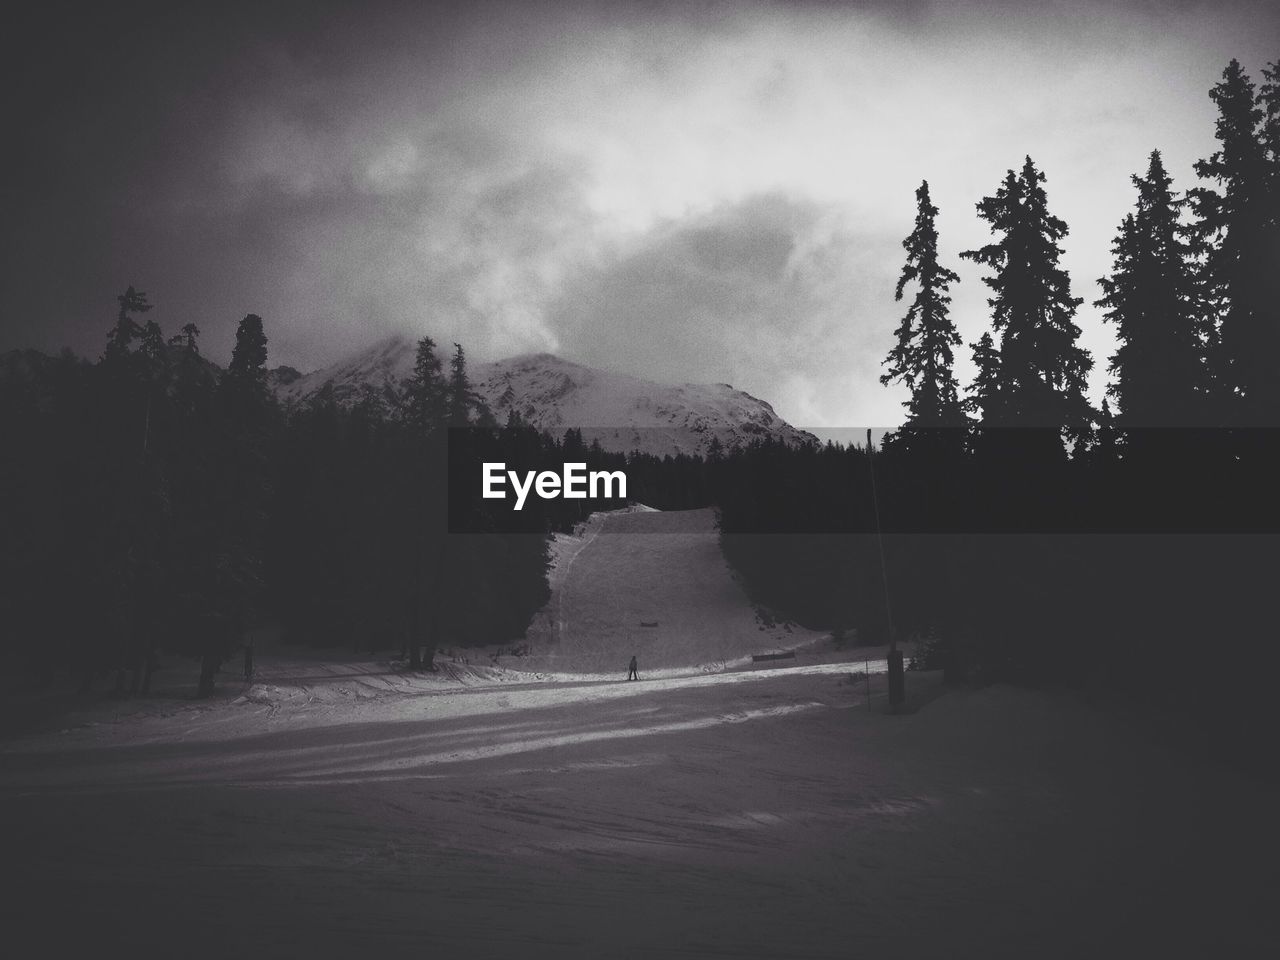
[553,513,604,649]
[0,663,882,792]
[5,670,1277,958]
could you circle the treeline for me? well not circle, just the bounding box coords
[711,59,1280,772]
[0,296,727,696]
[0,308,563,694]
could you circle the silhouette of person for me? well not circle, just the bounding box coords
[243,640,254,681]
[627,655,638,681]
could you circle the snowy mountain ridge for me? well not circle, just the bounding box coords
[273,334,817,457]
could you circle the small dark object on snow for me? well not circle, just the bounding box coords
[639,621,658,628]
[627,655,639,681]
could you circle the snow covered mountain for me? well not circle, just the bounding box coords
[272,336,412,407]
[475,352,818,456]
[273,335,817,457]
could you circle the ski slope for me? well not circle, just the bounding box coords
[520,507,826,676]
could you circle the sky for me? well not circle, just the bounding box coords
[2,0,1276,430]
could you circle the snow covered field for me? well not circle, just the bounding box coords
[3,664,1277,957]
[2,507,1276,956]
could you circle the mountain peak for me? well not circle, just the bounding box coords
[274,339,816,456]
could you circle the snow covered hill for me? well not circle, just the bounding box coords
[273,334,817,456]
[272,336,414,408]
[521,506,828,674]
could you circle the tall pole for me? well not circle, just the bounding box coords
[867,429,904,708]
[866,429,895,649]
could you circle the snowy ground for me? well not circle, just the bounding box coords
[2,507,1276,955]
[3,664,1277,957]
[522,506,833,674]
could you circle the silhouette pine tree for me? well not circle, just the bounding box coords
[103,286,151,365]
[882,180,966,430]
[1096,150,1205,429]
[448,342,484,428]
[225,314,270,395]
[965,331,1001,422]
[1188,60,1275,423]
[400,335,448,433]
[961,157,1094,449]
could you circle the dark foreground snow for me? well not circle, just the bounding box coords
[3,667,1276,958]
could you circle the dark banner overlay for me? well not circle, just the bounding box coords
[446,427,1280,535]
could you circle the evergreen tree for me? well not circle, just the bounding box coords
[170,324,213,420]
[391,336,453,670]
[1096,151,1204,427]
[202,313,276,695]
[138,318,166,365]
[103,286,150,364]
[448,342,474,428]
[1188,60,1276,422]
[169,322,201,355]
[961,157,1094,446]
[1259,60,1280,413]
[400,336,448,433]
[93,288,163,689]
[1260,60,1280,192]
[882,180,966,429]
[225,314,269,394]
[965,331,1002,421]
[1092,398,1121,465]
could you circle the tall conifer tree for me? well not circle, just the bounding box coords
[1188,60,1276,422]
[448,343,472,428]
[965,332,1001,421]
[1096,151,1204,427]
[882,181,966,429]
[103,286,151,364]
[392,336,451,671]
[1260,60,1280,191]
[225,314,269,394]
[961,157,1094,446]
[401,336,447,433]
[202,313,275,695]
[169,322,201,355]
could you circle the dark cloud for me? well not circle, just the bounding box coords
[2,0,1277,428]
[547,193,903,425]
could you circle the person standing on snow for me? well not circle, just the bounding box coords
[627,655,638,681]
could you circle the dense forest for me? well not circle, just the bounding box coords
[0,308,716,695]
[0,316,563,694]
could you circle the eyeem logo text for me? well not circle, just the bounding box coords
[482,462,627,511]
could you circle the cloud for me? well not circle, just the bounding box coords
[546,193,908,427]
[3,0,1279,429]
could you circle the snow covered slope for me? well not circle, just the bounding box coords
[273,334,816,456]
[520,506,826,673]
[273,336,416,407]
[476,351,816,456]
